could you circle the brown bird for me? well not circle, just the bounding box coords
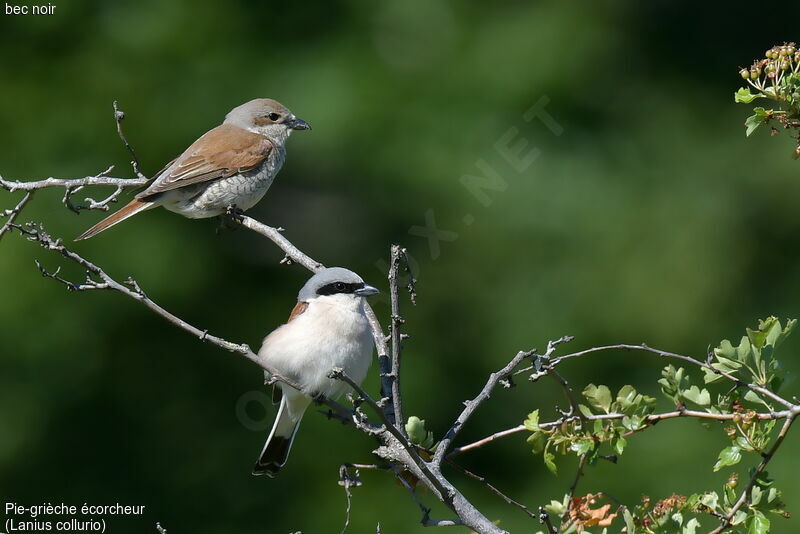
[76,98,310,240]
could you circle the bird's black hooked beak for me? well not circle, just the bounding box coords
[286,116,311,130]
[354,284,380,297]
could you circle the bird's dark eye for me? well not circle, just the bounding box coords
[317,281,358,296]
[268,112,281,121]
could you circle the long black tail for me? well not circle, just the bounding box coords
[252,393,303,477]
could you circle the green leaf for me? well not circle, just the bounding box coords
[748,318,776,349]
[683,518,700,534]
[405,416,434,448]
[699,492,719,511]
[744,113,762,136]
[616,385,637,409]
[616,385,656,415]
[779,319,797,346]
[747,316,791,350]
[682,385,711,406]
[524,410,541,431]
[405,416,426,442]
[623,507,636,534]
[744,389,764,404]
[713,446,742,471]
[703,368,724,384]
[712,356,743,373]
[527,431,546,454]
[754,471,774,488]
[660,365,691,401]
[710,319,795,389]
[751,485,763,506]
[715,339,738,360]
[735,87,764,104]
[725,484,737,506]
[583,384,613,413]
[746,510,770,534]
[613,435,627,456]
[570,439,594,456]
[744,107,769,137]
[735,435,754,452]
[731,510,748,526]
[544,497,566,516]
[593,418,604,435]
[754,317,795,349]
[766,487,779,504]
[544,450,558,474]
[622,414,645,432]
[713,338,749,368]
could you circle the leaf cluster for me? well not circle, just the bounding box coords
[735,43,800,157]
[525,318,795,533]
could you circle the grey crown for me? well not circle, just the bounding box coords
[297,267,366,302]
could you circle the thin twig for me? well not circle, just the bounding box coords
[538,507,558,534]
[392,466,462,528]
[17,222,253,355]
[548,367,585,422]
[233,211,323,272]
[80,184,126,212]
[563,453,588,520]
[338,464,362,534]
[344,463,389,471]
[448,425,528,458]
[422,518,463,527]
[514,343,795,410]
[448,461,537,519]
[113,101,147,180]
[0,173,147,193]
[433,349,535,465]
[60,165,123,213]
[328,367,451,501]
[0,191,34,241]
[388,244,407,434]
[709,413,797,534]
[449,407,792,457]
[393,468,437,526]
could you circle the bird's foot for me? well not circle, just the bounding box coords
[225,204,245,221]
[216,205,244,234]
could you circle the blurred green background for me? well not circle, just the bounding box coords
[2,1,800,532]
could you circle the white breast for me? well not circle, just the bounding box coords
[258,296,373,399]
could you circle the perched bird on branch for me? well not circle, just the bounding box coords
[75,98,310,240]
[253,267,379,477]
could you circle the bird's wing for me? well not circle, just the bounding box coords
[136,124,273,199]
[271,385,282,405]
[287,301,309,322]
[266,302,309,407]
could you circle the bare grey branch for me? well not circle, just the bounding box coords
[112,101,147,180]
[433,349,535,465]
[0,191,34,241]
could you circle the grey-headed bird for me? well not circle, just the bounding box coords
[253,267,379,477]
[76,98,310,240]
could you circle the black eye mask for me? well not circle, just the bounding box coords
[316,282,366,296]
